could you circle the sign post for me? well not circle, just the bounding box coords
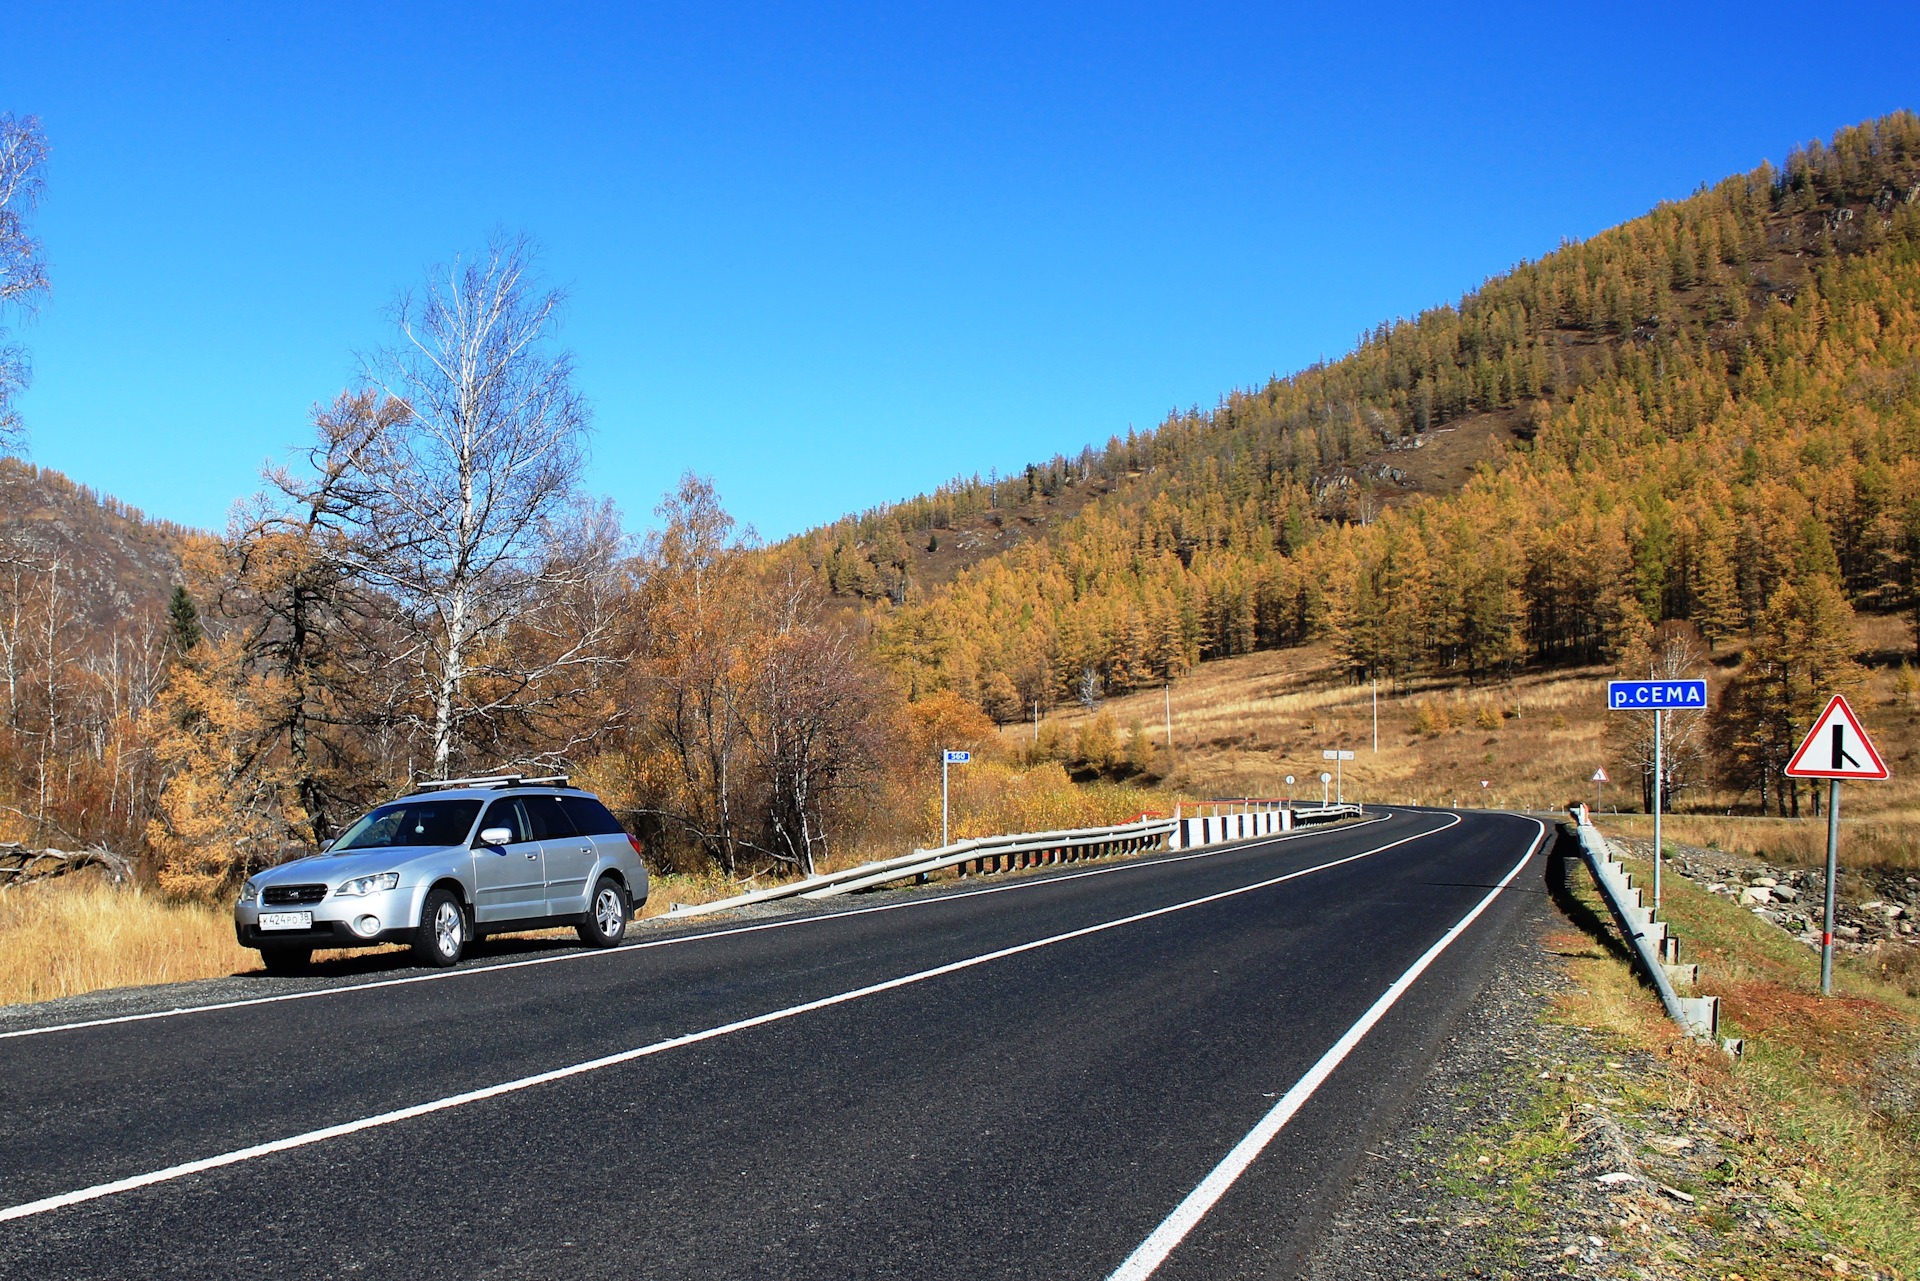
[1592,766,1609,817]
[1606,679,1709,911]
[1784,694,1890,995]
[1319,771,1332,806]
[1322,749,1355,803]
[941,749,971,847]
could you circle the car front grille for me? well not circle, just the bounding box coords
[263,884,329,906]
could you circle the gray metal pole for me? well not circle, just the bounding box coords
[1164,681,1172,749]
[1653,708,1663,911]
[942,752,950,848]
[1372,679,1378,754]
[1822,778,1840,996]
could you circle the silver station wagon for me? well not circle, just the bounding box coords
[234,775,650,974]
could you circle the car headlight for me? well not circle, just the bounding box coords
[336,872,401,897]
[240,880,259,903]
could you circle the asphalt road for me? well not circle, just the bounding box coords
[0,807,1551,1280]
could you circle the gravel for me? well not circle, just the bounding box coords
[1300,873,1652,1280]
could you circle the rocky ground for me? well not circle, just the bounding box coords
[1608,835,1920,959]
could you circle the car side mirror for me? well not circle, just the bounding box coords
[479,827,513,846]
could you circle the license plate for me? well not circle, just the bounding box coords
[259,911,313,931]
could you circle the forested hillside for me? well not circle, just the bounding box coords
[14,116,1920,889]
[785,113,1920,750]
[0,459,189,854]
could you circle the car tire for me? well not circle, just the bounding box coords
[576,876,629,948]
[260,948,312,976]
[412,888,468,968]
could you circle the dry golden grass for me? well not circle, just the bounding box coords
[1010,618,1920,827]
[1605,812,1920,873]
[0,879,260,1006]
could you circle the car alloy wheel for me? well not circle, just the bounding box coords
[594,885,624,938]
[434,898,464,959]
[577,875,627,947]
[412,887,468,967]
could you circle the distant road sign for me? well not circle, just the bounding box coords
[1785,695,1889,779]
[1322,749,1356,761]
[1591,767,1609,783]
[1319,772,1331,783]
[1607,679,1708,710]
[943,750,971,764]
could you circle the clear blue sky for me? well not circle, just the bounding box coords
[10,2,1920,539]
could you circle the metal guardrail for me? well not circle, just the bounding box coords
[1568,808,1720,1043]
[668,799,1367,920]
[668,818,1176,918]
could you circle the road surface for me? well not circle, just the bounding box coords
[0,806,1549,1279]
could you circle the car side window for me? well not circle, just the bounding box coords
[558,795,626,836]
[524,795,577,840]
[476,798,532,845]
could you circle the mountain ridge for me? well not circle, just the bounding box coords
[775,112,1920,729]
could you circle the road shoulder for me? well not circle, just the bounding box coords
[1302,830,1920,1281]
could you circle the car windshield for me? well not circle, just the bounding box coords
[332,800,483,851]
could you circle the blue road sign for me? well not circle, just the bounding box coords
[943,750,971,763]
[1606,679,1708,710]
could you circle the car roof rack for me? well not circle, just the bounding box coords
[407,772,572,794]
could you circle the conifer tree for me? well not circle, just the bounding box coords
[166,586,202,656]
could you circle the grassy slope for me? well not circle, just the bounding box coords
[1552,836,1920,1278]
[1009,613,1920,846]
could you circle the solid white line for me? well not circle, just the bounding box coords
[0,814,1392,1043]
[1105,817,1548,1281]
[0,813,1454,1224]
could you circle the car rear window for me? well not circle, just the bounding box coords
[524,795,577,839]
[558,795,628,836]
[334,800,483,850]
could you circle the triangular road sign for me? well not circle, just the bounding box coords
[1785,694,1890,779]
[1591,767,1609,783]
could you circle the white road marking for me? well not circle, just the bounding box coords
[0,813,1457,1223]
[1105,817,1548,1281]
[0,813,1391,1043]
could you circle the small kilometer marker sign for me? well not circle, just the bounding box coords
[1784,694,1888,779]
[943,750,971,764]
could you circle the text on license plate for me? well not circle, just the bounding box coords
[259,911,313,931]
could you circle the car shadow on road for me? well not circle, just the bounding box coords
[242,934,588,981]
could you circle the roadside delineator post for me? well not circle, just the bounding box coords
[1783,694,1890,996]
[941,749,971,849]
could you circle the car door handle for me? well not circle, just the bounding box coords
[525,851,539,860]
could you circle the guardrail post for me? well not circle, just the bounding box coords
[1569,812,1721,1045]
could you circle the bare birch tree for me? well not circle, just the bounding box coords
[1607,621,1710,813]
[0,112,50,451]
[743,567,889,876]
[348,234,595,778]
